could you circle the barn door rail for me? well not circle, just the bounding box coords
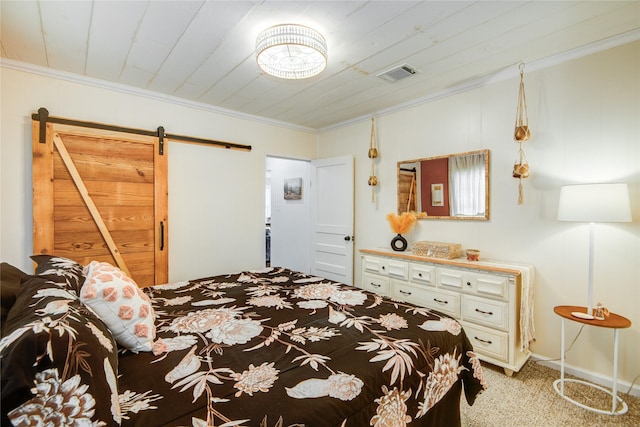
[32,107,252,153]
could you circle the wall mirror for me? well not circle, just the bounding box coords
[397,149,489,220]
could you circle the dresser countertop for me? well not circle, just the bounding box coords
[360,247,531,277]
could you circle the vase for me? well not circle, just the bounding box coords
[390,234,407,252]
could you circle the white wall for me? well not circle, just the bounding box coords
[0,67,318,281]
[267,156,311,272]
[319,41,640,388]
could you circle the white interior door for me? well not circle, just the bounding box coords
[310,156,354,285]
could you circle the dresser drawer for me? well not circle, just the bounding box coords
[462,322,508,362]
[386,260,409,280]
[439,268,509,300]
[462,295,509,331]
[362,273,390,296]
[410,264,436,286]
[362,256,409,280]
[362,256,385,274]
[476,273,509,299]
[392,282,460,318]
[438,267,470,290]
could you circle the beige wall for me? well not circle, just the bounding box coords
[319,41,640,390]
[0,66,318,280]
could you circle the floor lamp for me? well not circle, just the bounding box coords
[557,183,632,319]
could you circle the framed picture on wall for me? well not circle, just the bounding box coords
[431,183,444,206]
[284,177,302,200]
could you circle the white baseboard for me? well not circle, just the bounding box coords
[531,353,640,398]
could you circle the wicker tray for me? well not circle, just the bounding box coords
[412,241,462,259]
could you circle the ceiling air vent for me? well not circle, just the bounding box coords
[376,64,418,83]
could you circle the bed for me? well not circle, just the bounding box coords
[1,256,485,427]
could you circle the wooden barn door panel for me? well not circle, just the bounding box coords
[33,122,168,287]
[398,170,418,214]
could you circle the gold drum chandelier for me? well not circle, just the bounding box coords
[256,24,327,79]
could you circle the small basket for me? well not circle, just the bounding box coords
[412,241,462,259]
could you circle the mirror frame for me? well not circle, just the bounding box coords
[397,149,490,220]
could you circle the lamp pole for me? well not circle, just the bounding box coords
[586,221,595,319]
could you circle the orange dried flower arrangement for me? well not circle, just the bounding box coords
[386,212,417,234]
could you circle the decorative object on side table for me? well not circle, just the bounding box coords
[557,183,631,319]
[593,302,609,321]
[386,212,417,251]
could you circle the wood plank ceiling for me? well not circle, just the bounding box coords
[2,1,639,130]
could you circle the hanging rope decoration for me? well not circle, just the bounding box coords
[513,63,531,205]
[367,116,379,202]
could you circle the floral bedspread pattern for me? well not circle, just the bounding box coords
[117,268,486,426]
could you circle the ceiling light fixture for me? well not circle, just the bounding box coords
[256,24,327,80]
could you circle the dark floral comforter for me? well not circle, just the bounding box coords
[118,268,486,426]
[1,264,485,427]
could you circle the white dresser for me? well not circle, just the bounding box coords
[360,248,534,376]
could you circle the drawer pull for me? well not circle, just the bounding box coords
[381,266,386,270]
[474,336,493,345]
[475,308,494,316]
[399,290,412,296]
[418,273,423,277]
[370,283,381,288]
[467,281,472,287]
[433,298,448,304]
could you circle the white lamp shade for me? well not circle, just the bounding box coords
[557,183,632,223]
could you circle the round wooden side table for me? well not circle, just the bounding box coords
[553,305,631,415]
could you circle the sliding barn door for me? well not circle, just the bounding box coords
[32,121,168,287]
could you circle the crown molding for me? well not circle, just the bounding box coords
[0,58,317,134]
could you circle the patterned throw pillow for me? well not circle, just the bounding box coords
[30,255,86,294]
[81,261,156,352]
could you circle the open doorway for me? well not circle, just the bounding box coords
[265,169,272,267]
[265,156,311,272]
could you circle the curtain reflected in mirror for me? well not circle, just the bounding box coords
[449,152,486,216]
[397,149,489,220]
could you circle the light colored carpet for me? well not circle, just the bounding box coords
[460,361,639,427]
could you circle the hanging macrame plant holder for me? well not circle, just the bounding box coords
[368,116,378,202]
[513,145,529,204]
[513,64,531,204]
